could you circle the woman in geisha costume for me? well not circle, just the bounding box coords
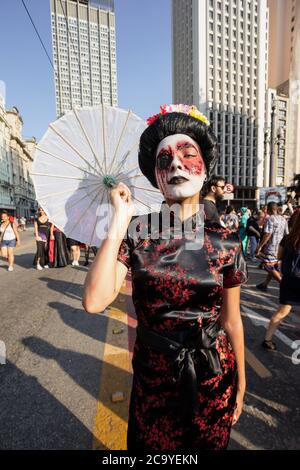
[83,104,248,451]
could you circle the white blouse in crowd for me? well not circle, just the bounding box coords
[0,223,16,241]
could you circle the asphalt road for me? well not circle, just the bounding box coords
[0,228,299,449]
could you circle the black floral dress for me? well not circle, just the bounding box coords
[117,202,248,451]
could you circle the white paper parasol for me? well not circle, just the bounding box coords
[31,105,163,247]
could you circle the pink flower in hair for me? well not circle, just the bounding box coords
[146,103,210,126]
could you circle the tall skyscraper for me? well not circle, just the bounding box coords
[50,0,118,117]
[267,0,300,188]
[172,0,269,207]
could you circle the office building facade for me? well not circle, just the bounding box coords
[0,101,36,217]
[50,0,118,116]
[172,0,269,207]
[267,0,300,188]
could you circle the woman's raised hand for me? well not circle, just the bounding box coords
[109,182,134,222]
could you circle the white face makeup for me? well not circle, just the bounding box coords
[155,134,206,200]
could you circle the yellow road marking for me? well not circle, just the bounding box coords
[245,347,272,378]
[92,284,131,450]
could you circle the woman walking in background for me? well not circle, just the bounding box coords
[262,210,300,351]
[0,210,20,272]
[33,207,50,270]
[49,224,70,268]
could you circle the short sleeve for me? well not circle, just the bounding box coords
[223,236,248,289]
[116,230,132,269]
[264,217,273,234]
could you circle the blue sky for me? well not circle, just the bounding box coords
[0,0,172,140]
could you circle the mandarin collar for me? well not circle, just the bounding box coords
[159,200,205,231]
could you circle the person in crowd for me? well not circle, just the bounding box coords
[200,174,225,224]
[255,202,289,291]
[262,210,300,351]
[33,207,50,270]
[19,216,27,231]
[246,209,262,262]
[239,207,249,257]
[224,205,239,231]
[256,209,266,269]
[288,206,299,230]
[83,105,248,451]
[67,238,81,266]
[84,244,98,266]
[0,210,20,272]
[277,205,283,215]
[282,195,295,217]
[49,223,70,268]
[219,210,226,227]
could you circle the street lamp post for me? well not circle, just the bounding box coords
[267,98,285,187]
[269,101,276,187]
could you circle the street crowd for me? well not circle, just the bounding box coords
[0,207,98,272]
[1,175,299,354]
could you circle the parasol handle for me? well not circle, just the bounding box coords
[103,175,118,188]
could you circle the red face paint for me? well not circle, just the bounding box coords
[156,140,204,178]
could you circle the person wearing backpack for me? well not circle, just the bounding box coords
[0,210,21,272]
[262,210,300,351]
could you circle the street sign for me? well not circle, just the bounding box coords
[223,193,234,200]
[225,183,234,193]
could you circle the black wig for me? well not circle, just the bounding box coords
[138,112,218,188]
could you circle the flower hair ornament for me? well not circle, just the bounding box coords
[147,104,210,127]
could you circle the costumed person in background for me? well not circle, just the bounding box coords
[0,210,20,272]
[67,238,81,266]
[262,210,300,351]
[239,207,249,258]
[33,207,50,270]
[49,223,70,268]
[83,104,248,451]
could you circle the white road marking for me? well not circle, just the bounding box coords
[230,429,264,450]
[242,305,295,351]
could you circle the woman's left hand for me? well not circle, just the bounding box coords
[16,240,20,247]
[232,387,245,426]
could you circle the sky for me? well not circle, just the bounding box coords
[0,0,172,140]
